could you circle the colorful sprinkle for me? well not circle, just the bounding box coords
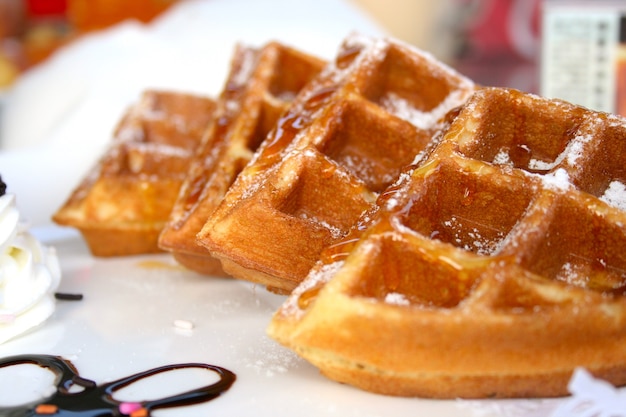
[119,402,142,415]
[54,292,84,301]
[130,407,149,417]
[35,404,58,414]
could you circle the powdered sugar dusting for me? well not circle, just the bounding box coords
[224,98,240,114]
[343,33,389,66]
[528,143,569,171]
[529,158,557,171]
[541,168,572,191]
[115,125,144,143]
[340,34,474,128]
[239,177,263,200]
[244,334,302,378]
[443,216,504,255]
[385,292,410,306]
[493,148,513,166]
[319,33,381,85]
[299,213,344,239]
[558,262,588,288]
[380,89,471,130]
[566,133,593,166]
[601,181,626,211]
[231,46,258,86]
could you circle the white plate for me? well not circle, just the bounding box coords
[0,227,565,417]
[0,1,607,413]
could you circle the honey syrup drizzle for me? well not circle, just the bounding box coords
[180,51,260,211]
[253,38,369,165]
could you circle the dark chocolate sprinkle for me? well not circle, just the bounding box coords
[54,292,84,301]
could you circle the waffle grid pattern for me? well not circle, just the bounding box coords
[158,42,324,275]
[199,35,476,292]
[52,90,216,256]
[268,87,626,398]
[381,88,626,299]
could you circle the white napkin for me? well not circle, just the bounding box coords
[551,368,626,417]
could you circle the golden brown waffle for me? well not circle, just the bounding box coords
[158,42,325,276]
[53,90,215,256]
[198,34,476,293]
[268,87,626,398]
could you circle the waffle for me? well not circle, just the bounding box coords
[197,35,476,293]
[53,90,216,256]
[157,42,325,275]
[268,87,626,398]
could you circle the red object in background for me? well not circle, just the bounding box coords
[457,0,541,63]
[26,0,67,17]
[0,0,177,85]
[452,0,541,94]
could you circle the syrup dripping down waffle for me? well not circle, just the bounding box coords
[158,42,325,275]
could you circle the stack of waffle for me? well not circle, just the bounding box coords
[54,34,626,399]
[158,42,325,275]
[198,35,476,292]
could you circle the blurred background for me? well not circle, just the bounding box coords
[3,0,626,145]
[0,0,541,92]
[0,0,545,149]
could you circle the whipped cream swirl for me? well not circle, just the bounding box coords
[0,193,61,344]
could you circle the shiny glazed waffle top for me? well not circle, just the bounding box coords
[270,86,626,400]
[171,42,325,219]
[158,42,325,269]
[318,87,626,308]
[243,34,477,187]
[198,35,477,291]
